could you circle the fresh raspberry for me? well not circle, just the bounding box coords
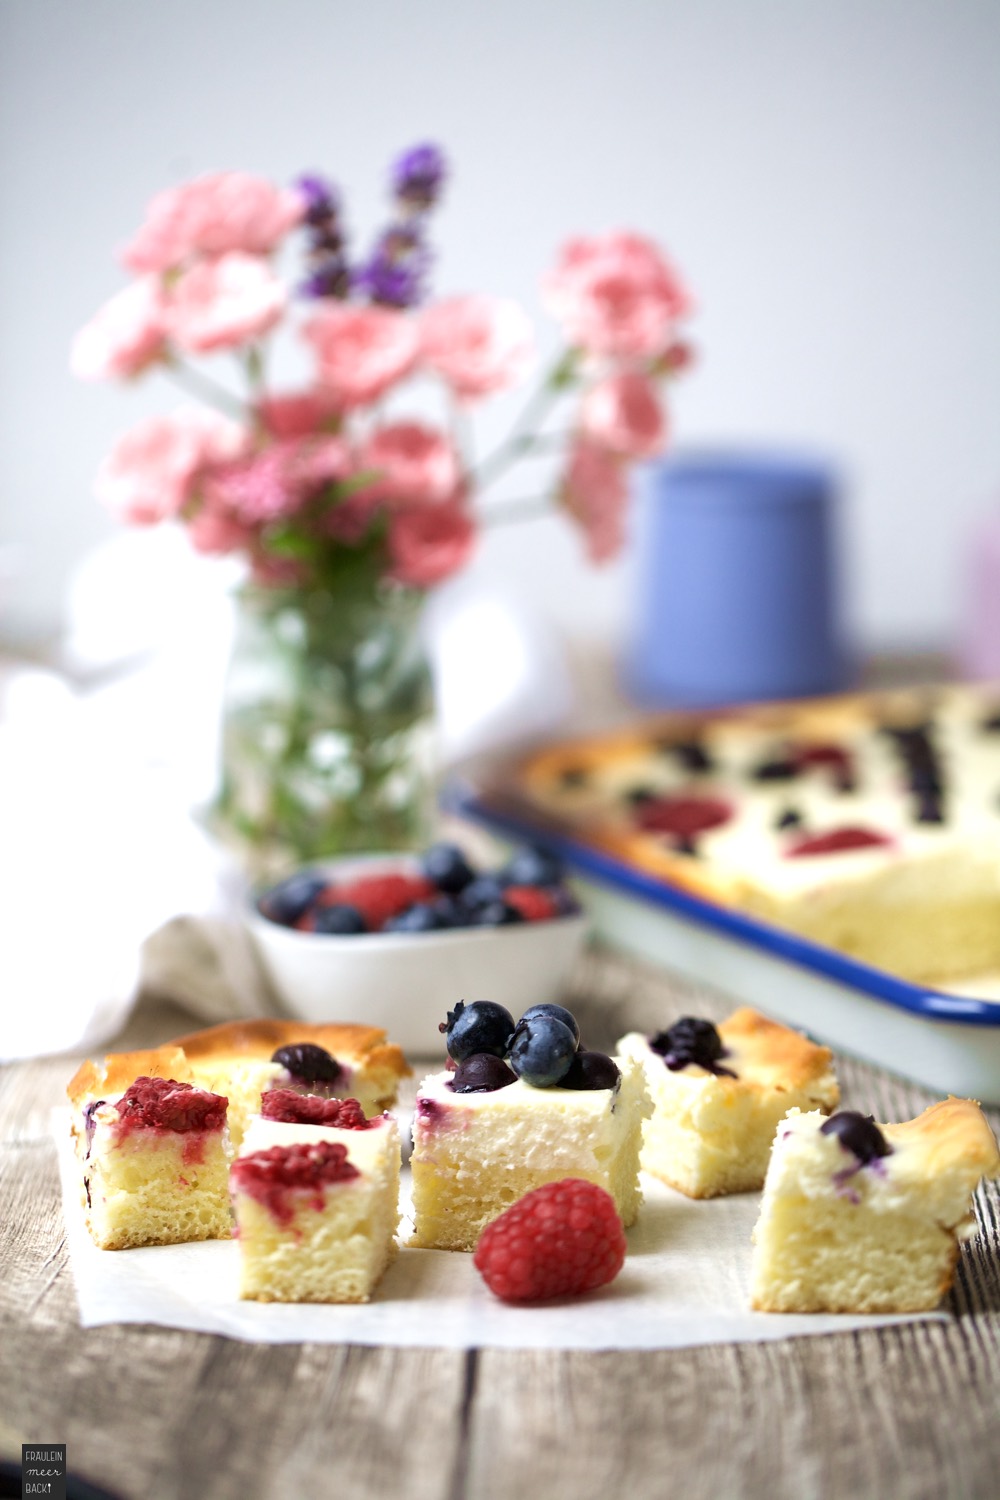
[321,872,436,931]
[113,1076,228,1134]
[503,885,561,922]
[473,1179,627,1302]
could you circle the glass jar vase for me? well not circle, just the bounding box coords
[212,581,435,875]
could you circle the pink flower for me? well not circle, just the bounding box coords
[421,295,533,400]
[359,423,462,505]
[560,439,629,563]
[257,389,342,440]
[388,500,476,587]
[202,436,350,525]
[121,171,303,274]
[581,372,667,458]
[167,253,286,354]
[94,410,246,525]
[188,510,257,556]
[303,304,420,407]
[544,232,692,361]
[70,277,168,381]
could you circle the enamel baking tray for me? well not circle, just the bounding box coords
[447,777,1000,1104]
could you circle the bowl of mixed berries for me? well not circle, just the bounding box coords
[247,843,588,1054]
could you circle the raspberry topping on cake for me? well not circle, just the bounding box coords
[473,1179,627,1302]
[787,827,893,857]
[113,1077,227,1134]
[634,794,733,839]
[231,1141,361,1224]
[260,1090,372,1128]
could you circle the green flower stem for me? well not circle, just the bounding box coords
[473,351,580,492]
[162,358,248,420]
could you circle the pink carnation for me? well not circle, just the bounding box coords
[560,439,629,563]
[388,500,476,587]
[70,276,168,381]
[303,305,420,407]
[94,411,246,525]
[188,510,257,556]
[421,295,533,401]
[544,232,692,361]
[581,372,667,459]
[257,389,342,440]
[359,423,462,505]
[202,436,350,525]
[167,253,286,354]
[121,171,303,274]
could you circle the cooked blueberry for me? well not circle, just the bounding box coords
[383,902,448,933]
[499,844,565,888]
[271,1043,343,1084]
[257,871,326,925]
[312,903,366,935]
[820,1111,892,1163]
[448,1052,517,1093]
[673,835,699,856]
[519,1003,581,1047]
[649,1016,735,1075]
[915,793,945,824]
[560,1050,621,1090]
[420,841,476,894]
[672,740,714,773]
[439,1000,515,1062]
[559,766,590,788]
[752,757,798,782]
[776,807,803,830]
[626,785,657,806]
[460,874,506,910]
[507,1014,577,1087]
[468,899,525,927]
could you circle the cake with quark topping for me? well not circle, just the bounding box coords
[230,1125,395,1303]
[617,1008,840,1199]
[750,1101,1000,1313]
[410,1000,650,1252]
[145,1019,409,1150]
[78,1075,232,1250]
[506,684,1000,983]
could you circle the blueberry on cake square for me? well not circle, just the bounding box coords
[230,1134,397,1303]
[410,1001,651,1252]
[750,1100,1000,1313]
[617,1007,840,1198]
[78,1075,232,1250]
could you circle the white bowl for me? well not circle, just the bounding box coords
[245,854,589,1057]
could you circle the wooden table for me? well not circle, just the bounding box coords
[3,948,1000,1500]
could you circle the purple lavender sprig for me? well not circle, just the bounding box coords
[355,223,432,309]
[391,143,447,213]
[295,171,352,300]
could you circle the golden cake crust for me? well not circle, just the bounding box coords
[168,1018,410,1082]
[884,1097,1000,1178]
[719,1007,836,1091]
[67,1046,193,1105]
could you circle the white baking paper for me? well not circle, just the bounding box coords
[57,1117,949,1351]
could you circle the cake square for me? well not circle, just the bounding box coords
[617,1007,840,1198]
[230,1120,396,1303]
[409,1053,650,1252]
[750,1100,1000,1313]
[80,1075,232,1250]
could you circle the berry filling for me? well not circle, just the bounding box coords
[231,1140,360,1225]
[112,1076,227,1135]
[260,1090,372,1128]
[448,1053,517,1093]
[559,1050,621,1091]
[794,742,857,793]
[820,1110,893,1164]
[270,1043,344,1088]
[787,827,892,857]
[634,794,732,840]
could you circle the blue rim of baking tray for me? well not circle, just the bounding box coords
[446,779,1000,1028]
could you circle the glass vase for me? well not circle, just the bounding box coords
[212,581,436,876]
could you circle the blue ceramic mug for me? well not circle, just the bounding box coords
[624,451,847,707]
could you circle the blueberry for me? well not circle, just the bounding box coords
[560,1050,621,1091]
[312,903,366,935]
[439,1000,515,1062]
[383,902,448,933]
[460,875,506,910]
[649,1017,734,1076]
[499,844,565,888]
[258,871,326,926]
[449,1053,517,1093]
[430,895,475,928]
[271,1043,343,1084]
[820,1111,892,1163]
[507,1015,577,1087]
[420,841,476,894]
[468,900,525,927]
[519,1003,581,1047]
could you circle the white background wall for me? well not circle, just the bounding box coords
[2,0,999,657]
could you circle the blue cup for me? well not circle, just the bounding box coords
[624,451,847,707]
